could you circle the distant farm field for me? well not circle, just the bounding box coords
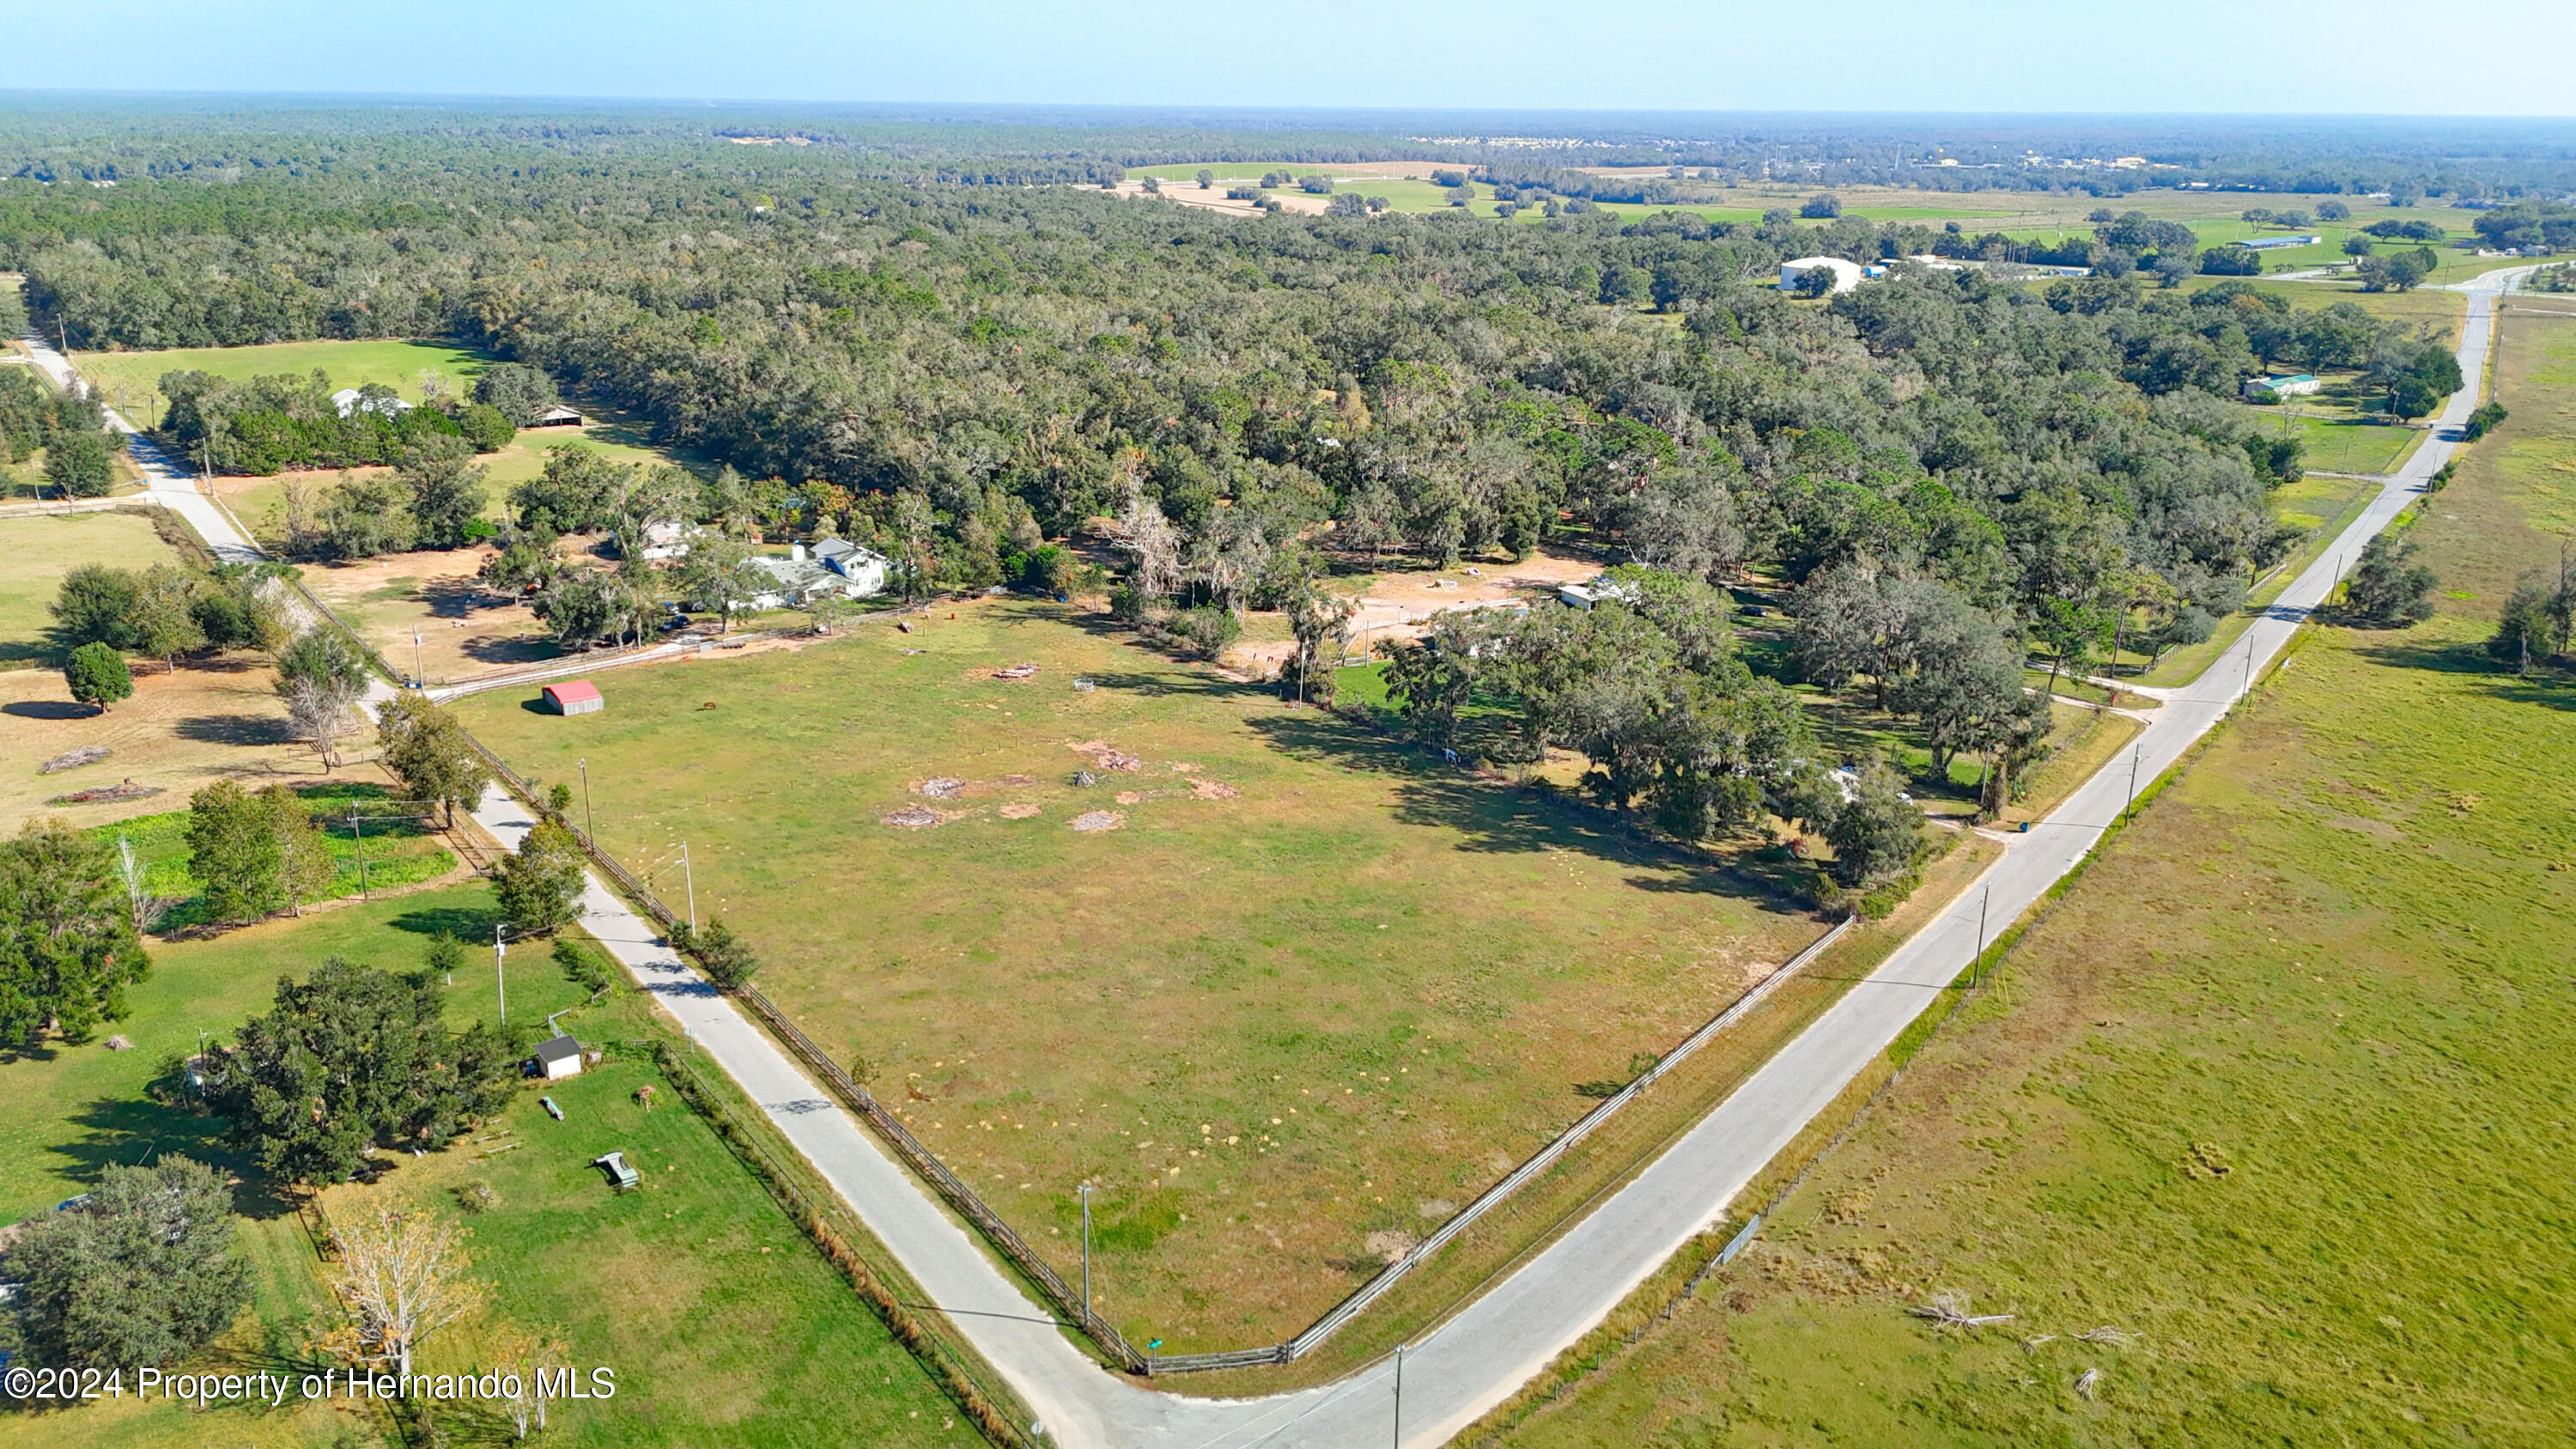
[72,338,494,429]
[453,600,1835,1349]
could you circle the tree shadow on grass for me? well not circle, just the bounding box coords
[0,639,56,667]
[3,698,100,721]
[173,713,298,746]
[1245,710,1812,917]
[48,1091,302,1219]
[2351,636,2576,710]
[390,901,505,943]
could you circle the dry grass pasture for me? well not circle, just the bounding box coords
[453,599,1836,1349]
[1486,285,2576,1449]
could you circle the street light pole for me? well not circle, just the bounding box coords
[1078,1184,1094,1324]
[1971,884,1991,987]
[1392,1342,1406,1449]
[495,923,508,1025]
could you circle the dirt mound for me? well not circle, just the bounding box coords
[40,746,111,774]
[1189,778,1240,801]
[915,776,966,799]
[1069,810,1125,833]
[1066,740,1142,772]
[1364,1229,1420,1265]
[50,781,162,807]
[993,662,1040,680]
[999,802,1040,819]
[880,805,951,830]
[998,773,1037,787]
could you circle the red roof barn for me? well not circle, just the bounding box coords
[541,679,604,715]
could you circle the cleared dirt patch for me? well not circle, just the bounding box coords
[1068,809,1125,832]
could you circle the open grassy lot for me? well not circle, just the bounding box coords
[2269,410,2426,475]
[298,543,563,685]
[0,887,968,1449]
[1491,289,2576,1449]
[105,779,459,929]
[453,599,1836,1349]
[70,338,493,431]
[0,658,319,831]
[0,509,180,667]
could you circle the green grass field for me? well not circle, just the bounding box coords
[452,600,1838,1349]
[0,884,968,1449]
[71,338,495,430]
[2268,411,2427,475]
[1491,286,2576,1449]
[0,509,180,667]
[100,780,458,929]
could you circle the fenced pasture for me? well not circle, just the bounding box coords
[453,599,1834,1349]
[71,338,494,430]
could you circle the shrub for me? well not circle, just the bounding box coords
[64,641,132,708]
[1164,605,1240,660]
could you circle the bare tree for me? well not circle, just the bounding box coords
[115,833,150,932]
[286,675,361,771]
[489,1321,571,1439]
[1117,490,1184,604]
[320,1197,484,1377]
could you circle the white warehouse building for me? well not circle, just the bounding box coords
[1778,256,1886,295]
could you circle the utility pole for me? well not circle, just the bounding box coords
[349,804,368,899]
[1971,884,1991,987]
[682,840,697,929]
[1392,1342,1406,1449]
[1078,1184,1094,1325]
[495,923,508,1025]
[2124,743,2143,822]
[2242,640,2256,701]
[580,757,594,843]
[413,630,424,689]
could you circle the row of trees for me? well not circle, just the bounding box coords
[51,558,290,671]
[0,365,124,497]
[1377,566,1936,896]
[158,368,508,476]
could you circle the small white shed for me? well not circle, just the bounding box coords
[534,1033,585,1081]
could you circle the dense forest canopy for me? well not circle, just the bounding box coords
[0,109,2494,715]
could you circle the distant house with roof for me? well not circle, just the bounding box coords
[742,540,889,610]
[2235,234,2322,251]
[2243,374,2324,401]
[530,404,586,428]
[331,387,414,419]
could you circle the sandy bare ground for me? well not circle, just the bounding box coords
[1229,547,1601,673]
[297,544,560,685]
[1111,161,1456,219]
[0,657,318,828]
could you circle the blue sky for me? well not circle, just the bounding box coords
[8,0,2573,115]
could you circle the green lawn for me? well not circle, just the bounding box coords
[1492,275,2576,1449]
[453,599,1836,1349]
[100,781,457,930]
[2264,410,2427,475]
[0,509,183,668]
[0,885,968,1449]
[72,338,495,430]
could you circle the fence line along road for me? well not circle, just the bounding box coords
[1150,913,1856,1374]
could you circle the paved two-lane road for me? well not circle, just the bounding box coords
[15,332,261,562]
